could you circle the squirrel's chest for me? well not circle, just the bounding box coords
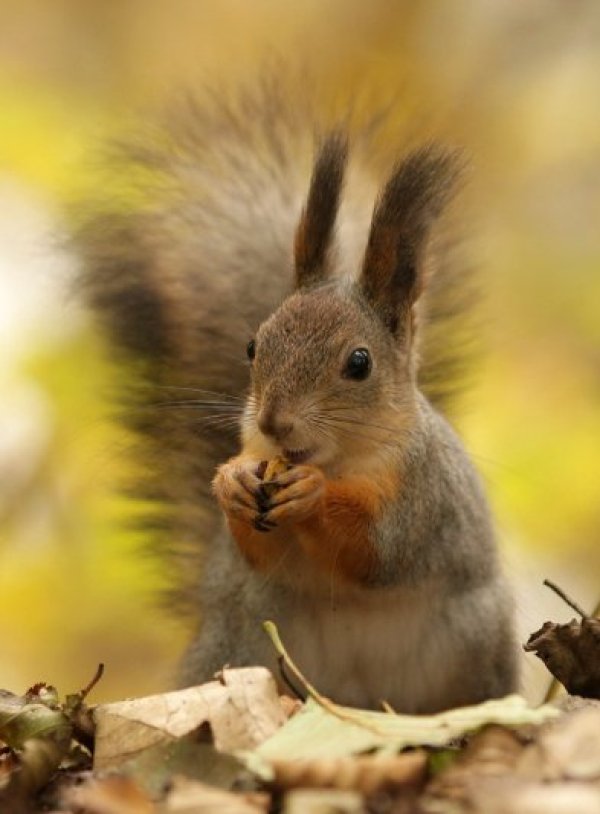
[274,583,451,712]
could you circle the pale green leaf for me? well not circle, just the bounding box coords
[252,695,559,763]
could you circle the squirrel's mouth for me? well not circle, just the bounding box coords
[283,447,314,465]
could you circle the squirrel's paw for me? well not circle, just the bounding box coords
[263,465,325,525]
[212,458,270,527]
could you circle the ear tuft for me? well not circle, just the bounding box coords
[294,130,348,289]
[361,145,464,332]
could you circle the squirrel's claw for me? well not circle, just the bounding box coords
[253,513,277,533]
[255,485,272,513]
[263,466,325,524]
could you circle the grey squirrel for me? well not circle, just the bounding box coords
[76,77,518,712]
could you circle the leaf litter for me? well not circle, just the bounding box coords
[2,585,600,813]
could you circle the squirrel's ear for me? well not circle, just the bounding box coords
[360,145,463,333]
[294,131,348,289]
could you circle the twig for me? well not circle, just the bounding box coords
[277,656,306,703]
[263,620,389,734]
[80,663,105,702]
[543,579,588,619]
[543,677,562,705]
[263,621,341,712]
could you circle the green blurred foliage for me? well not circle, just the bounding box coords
[0,0,599,700]
[0,333,185,700]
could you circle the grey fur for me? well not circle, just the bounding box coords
[181,347,518,711]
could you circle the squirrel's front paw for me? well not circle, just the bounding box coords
[212,457,276,531]
[262,465,325,525]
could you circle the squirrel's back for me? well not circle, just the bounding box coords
[75,75,475,612]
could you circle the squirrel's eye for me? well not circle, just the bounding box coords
[246,339,256,361]
[343,348,371,381]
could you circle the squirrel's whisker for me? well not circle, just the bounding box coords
[153,385,246,402]
[193,416,244,429]
[151,402,243,411]
[310,412,406,439]
[307,416,401,451]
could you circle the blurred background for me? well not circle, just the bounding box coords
[0,0,599,703]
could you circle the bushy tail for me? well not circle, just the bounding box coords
[73,75,476,611]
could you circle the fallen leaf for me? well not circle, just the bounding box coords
[516,707,600,782]
[251,695,558,765]
[524,617,600,699]
[3,738,65,794]
[270,750,427,795]
[94,668,286,770]
[279,696,302,719]
[120,736,248,798]
[0,690,73,804]
[283,789,363,814]
[424,709,600,814]
[158,776,268,813]
[0,690,71,750]
[424,724,525,808]
[468,779,600,814]
[63,775,154,814]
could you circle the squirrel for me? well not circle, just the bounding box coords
[75,76,518,713]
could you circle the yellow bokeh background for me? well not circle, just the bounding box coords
[1,1,599,703]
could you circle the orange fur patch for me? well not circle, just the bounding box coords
[297,472,398,584]
[222,449,399,583]
[228,519,290,572]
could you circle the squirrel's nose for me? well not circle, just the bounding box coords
[258,407,294,442]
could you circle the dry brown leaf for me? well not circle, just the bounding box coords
[118,737,247,799]
[283,789,363,814]
[63,775,154,814]
[279,695,302,719]
[0,748,19,788]
[94,667,286,770]
[0,737,67,808]
[0,689,71,750]
[468,779,600,814]
[516,707,600,782]
[271,750,427,795]
[158,776,268,814]
[424,710,600,813]
[425,724,525,808]
[524,617,600,699]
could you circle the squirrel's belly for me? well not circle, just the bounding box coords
[276,582,460,713]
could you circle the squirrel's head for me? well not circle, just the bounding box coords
[242,133,462,472]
